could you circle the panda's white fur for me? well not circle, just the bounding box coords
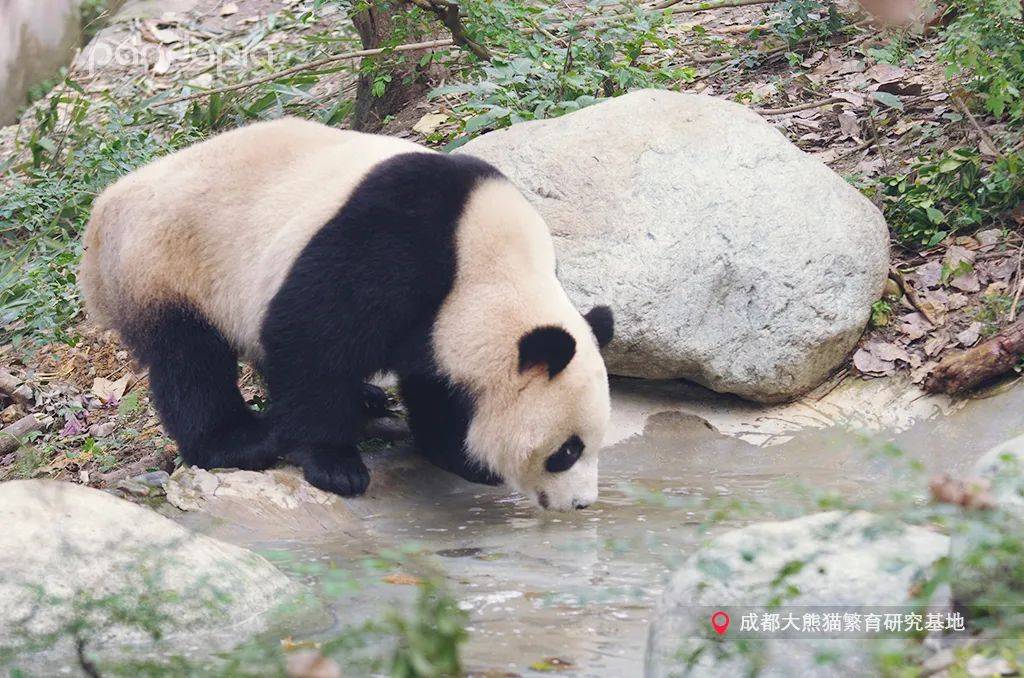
[82,119,421,358]
[81,117,611,511]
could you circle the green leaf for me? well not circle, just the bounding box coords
[872,91,904,111]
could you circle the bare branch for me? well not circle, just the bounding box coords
[406,0,493,61]
[151,38,454,108]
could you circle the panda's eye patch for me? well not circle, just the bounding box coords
[545,435,584,473]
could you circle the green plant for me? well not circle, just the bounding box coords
[871,298,895,327]
[940,0,1024,124]
[430,1,693,144]
[875,148,1024,248]
[0,93,199,346]
[387,578,468,677]
[770,0,844,48]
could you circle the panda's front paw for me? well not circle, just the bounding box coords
[300,450,370,496]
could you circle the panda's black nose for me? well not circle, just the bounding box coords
[572,500,590,510]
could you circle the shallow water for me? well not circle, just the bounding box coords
[177,376,1024,676]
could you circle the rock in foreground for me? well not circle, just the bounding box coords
[0,480,294,667]
[457,90,889,402]
[646,511,948,676]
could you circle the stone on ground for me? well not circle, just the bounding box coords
[972,432,1024,519]
[457,90,889,402]
[167,466,363,539]
[0,480,294,667]
[645,511,948,676]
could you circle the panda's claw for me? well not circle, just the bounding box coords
[361,383,392,418]
[299,451,371,496]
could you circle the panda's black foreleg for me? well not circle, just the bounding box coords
[124,304,279,471]
[399,373,503,486]
[262,349,371,496]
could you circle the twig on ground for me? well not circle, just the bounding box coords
[151,38,455,107]
[0,414,49,457]
[828,137,877,164]
[1010,243,1024,322]
[758,96,843,115]
[891,268,942,326]
[0,369,33,406]
[95,449,174,486]
[659,0,778,13]
[951,92,1005,159]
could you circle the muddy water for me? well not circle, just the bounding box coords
[177,377,1024,676]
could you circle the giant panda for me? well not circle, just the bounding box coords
[79,117,614,511]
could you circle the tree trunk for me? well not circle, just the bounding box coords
[350,2,429,132]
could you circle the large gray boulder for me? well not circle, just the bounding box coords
[0,480,295,669]
[645,511,949,676]
[457,90,889,402]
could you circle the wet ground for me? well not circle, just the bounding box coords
[173,375,1024,676]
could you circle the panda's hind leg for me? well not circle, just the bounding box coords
[123,303,279,471]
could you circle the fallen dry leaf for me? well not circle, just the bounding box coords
[412,112,448,136]
[838,111,861,139]
[91,374,132,404]
[944,294,966,312]
[911,260,943,289]
[924,331,950,357]
[915,294,948,326]
[141,20,182,45]
[929,473,994,510]
[285,650,342,678]
[951,271,980,293]
[985,281,1010,297]
[152,48,174,75]
[866,63,906,85]
[382,573,422,586]
[957,322,982,347]
[976,229,1003,247]
[899,311,933,341]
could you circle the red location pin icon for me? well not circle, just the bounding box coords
[711,610,730,635]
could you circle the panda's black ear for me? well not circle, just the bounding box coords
[584,305,614,349]
[519,326,576,379]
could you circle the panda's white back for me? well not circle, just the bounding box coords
[81,117,430,358]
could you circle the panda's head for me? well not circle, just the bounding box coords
[464,305,614,511]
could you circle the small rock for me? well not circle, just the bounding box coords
[1,404,24,425]
[965,653,1014,677]
[116,478,151,497]
[134,470,171,490]
[88,421,117,438]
